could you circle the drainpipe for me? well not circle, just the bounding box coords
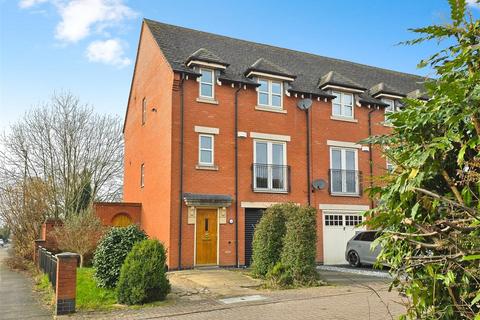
[178,74,185,270]
[367,108,375,209]
[306,94,312,206]
[234,83,241,268]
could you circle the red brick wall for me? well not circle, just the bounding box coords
[125,23,392,268]
[93,202,141,226]
[123,22,174,266]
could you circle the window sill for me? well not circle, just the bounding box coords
[196,164,219,171]
[330,193,361,197]
[255,106,287,114]
[196,98,219,105]
[253,189,289,194]
[330,116,358,123]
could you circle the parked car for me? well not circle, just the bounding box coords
[345,230,382,267]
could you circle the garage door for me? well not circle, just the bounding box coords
[323,212,365,265]
[244,208,264,266]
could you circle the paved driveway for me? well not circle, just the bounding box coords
[65,267,405,320]
[0,248,53,319]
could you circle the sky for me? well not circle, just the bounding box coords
[1,0,479,132]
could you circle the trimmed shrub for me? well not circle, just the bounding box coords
[93,224,147,288]
[117,239,170,305]
[265,262,293,288]
[280,206,318,286]
[251,203,295,277]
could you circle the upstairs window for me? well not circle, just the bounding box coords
[142,98,147,125]
[253,140,287,192]
[199,68,214,99]
[140,163,145,188]
[198,134,214,166]
[258,78,283,109]
[382,98,396,123]
[330,147,359,195]
[332,91,353,118]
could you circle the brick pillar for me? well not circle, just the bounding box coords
[34,240,46,268]
[42,218,63,252]
[55,252,79,315]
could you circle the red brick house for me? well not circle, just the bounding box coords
[123,19,426,269]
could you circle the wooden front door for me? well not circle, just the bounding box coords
[196,209,218,265]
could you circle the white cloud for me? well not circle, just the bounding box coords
[466,0,480,8]
[55,0,137,43]
[86,39,131,67]
[18,0,48,9]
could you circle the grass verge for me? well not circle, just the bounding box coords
[76,267,118,311]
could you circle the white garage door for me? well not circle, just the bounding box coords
[323,212,365,265]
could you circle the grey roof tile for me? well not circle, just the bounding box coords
[318,71,366,90]
[369,82,405,97]
[246,58,296,78]
[187,48,229,66]
[144,19,426,99]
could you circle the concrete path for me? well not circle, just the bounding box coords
[0,247,52,320]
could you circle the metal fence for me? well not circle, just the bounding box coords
[38,246,57,291]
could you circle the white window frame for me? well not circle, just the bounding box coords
[382,98,396,122]
[253,140,287,192]
[257,78,283,109]
[198,134,214,166]
[140,163,145,188]
[329,147,359,195]
[199,68,215,99]
[142,98,147,125]
[332,91,354,119]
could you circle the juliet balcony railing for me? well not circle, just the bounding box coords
[252,163,290,193]
[329,169,362,196]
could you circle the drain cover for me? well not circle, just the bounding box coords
[219,295,266,304]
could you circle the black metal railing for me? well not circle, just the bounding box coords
[38,246,57,291]
[328,169,362,195]
[252,163,290,192]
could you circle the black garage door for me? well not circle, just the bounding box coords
[244,208,264,266]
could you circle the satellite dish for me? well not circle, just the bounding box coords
[297,98,312,111]
[312,179,326,190]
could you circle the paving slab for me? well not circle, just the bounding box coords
[0,248,53,320]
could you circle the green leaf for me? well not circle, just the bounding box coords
[462,255,480,261]
[411,202,420,220]
[471,292,480,306]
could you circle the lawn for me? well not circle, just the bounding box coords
[76,267,118,311]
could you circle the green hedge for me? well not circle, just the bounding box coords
[251,203,292,277]
[280,205,318,286]
[117,239,170,305]
[93,225,147,288]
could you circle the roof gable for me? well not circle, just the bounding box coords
[186,48,229,67]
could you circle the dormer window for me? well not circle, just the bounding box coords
[258,78,283,109]
[332,91,353,118]
[199,68,214,99]
[382,98,397,122]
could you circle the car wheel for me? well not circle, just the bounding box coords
[347,250,361,267]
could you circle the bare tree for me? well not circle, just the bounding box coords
[51,208,106,267]
[0,91,124,219]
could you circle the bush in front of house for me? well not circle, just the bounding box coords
[117,239,170,305]
[280,205,318,286]
[93,224,147,288]
[251,203,293,277]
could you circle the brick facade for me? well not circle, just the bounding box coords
[123,20,414,269]
[55,252,79,315]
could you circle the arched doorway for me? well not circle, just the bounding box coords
[111,213,133,227]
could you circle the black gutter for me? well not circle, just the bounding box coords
[367,108,375,209]
[234,84,241,268]
[178,74,185,270]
